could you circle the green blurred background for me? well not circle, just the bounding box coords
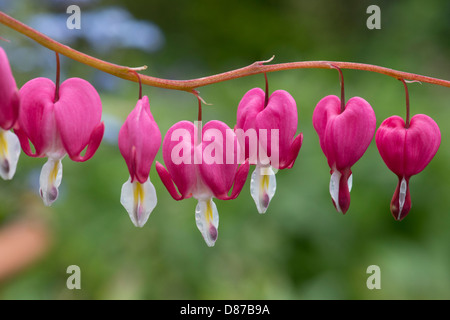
[0,0,449,299]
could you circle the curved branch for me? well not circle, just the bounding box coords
[1,11,450,92]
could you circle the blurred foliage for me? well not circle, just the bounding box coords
[0,0,449,299]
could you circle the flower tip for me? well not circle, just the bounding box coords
[0,159,10,180]
[261,193,270,211]
[390,202,411,221]
[209,225,218,243]
[390,177,411,221]
[0,130,21,180]
[120,178,157,228]
[132,208,147,228]
[250,165,276,214]
[329,169,352,214]
[40,186,59,207]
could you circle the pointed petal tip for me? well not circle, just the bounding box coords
[250,165,276,214]
[195,199,219,247]
[155,161,184,200]
[389,177,411,221]
[0,159,11,180]
[39,158,63,207]
[285,132,304,170]
[209,225,218,242]
[390,200,411,221]
[329,169,351,214]
[0,130,21,180]
[68,122,105,162]
[120,178,157,228]
[40,186,59,207]
[256,193,270,214]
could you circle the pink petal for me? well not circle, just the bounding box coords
[55,78,103,160]
[236,88,265,131]
[375,114,441,177]
[280,132,303,170]
[161,121,197,198]
[199,120,240,199]
[17,77,60,157]
[118,96,161,183]
[155,161,185,200]
[375,116,407,176]
[256,90,299,168]
[312,95,341,160]
[217,159,250,200]
[69,122,104,162]
[313,95,376,170]
[0,47,20,130]
[404,115,441,177]
[235,88,265,163]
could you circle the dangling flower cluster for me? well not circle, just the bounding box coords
[313,69,440,219]
[0,45,443,248]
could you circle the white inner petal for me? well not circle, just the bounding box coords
[195,198,219,247]
[0,129,21,180]
[120,177,157,228]
[329,171,353,213]
[39,158,63,206]
[250,165,277,214]
[329,170,342,213]
[398,177,407,220]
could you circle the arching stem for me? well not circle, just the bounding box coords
[0,11,449,94]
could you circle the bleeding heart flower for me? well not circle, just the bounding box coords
[0,46,21,180]
[156,120,249,247]
[313,95,376,214]
[118,95,161,227]
[375,114,440,220]
[235,88,303,213]
[15,77,104,206]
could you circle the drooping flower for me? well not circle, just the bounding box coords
[0,46,21,180]
[15,77,104,206]
[375,114,440,220]
[155,120,249,247]
[118,95,161,227]
[313,95,376,214]
[235,88,303,213]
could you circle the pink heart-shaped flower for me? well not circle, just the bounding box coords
[16,77,104,161]
[235,88,303,169]
[376,114,441,220]
[313,95,376,214]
